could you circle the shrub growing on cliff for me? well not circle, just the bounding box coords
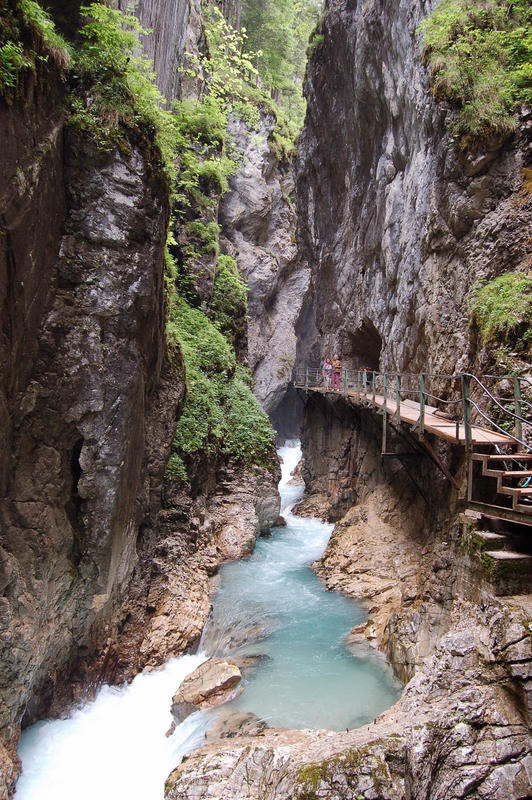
[470,272,532,353]
[419,0,532,149]
[220,367,275,463]
[0,0,70,98]
[165,297,274,480]
[210,254,248,348]
[69,3,176,179]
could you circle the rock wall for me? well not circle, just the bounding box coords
[219,117,310,438]
[296,0,531,379]
[0,68,175,792]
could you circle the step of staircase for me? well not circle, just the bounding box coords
[484,453,532,462]
[498,486,532,497]
[483,550,532,595]
[476,531,507,551]
[501,470,532,478]
[484,550,532,566]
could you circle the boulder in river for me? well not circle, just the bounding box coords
[171,658,243,723]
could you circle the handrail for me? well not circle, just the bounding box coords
[466,373,531,427]
[469,398,529,449]
[293,365,532,451]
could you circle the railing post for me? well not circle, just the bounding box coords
[514,377,523,443]
[418,373,426,435]
[395,375,401,424]
[461,373,473,501]
[372,371,376,407]
[343,368,348,397]
[305,367,309,390]
[382,373,388,453]
[461,373,472,447]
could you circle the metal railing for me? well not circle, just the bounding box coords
[293,366,532,452]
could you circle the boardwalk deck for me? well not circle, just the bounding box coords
[306,387,516,447]
[295,371,531,525]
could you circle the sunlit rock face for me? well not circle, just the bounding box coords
[296,0,531,379]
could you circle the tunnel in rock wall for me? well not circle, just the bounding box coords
[342,317,382,372]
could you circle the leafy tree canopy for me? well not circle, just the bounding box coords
[212,0,323,128]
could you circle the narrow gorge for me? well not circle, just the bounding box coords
[1,0,531,798]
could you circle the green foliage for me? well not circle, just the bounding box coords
[19,0,71,61]
[220,366,275,462]
[268,111,299,161]
[210,254,248,346]
[174,95,228,149]
[238,0,323,127]
[69,3,176,179]
[307,32,324,57]
[0,39,29,92]
[185,221,221,256]
[165,452,187,482]
[165,297,274,479]
[470,272,532,352]
[168,295,236,377]
[184,6,264,126]
[419,0,532,149]
[0,0,70,98]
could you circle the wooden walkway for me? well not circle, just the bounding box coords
[344,390,516,446]
[306,387,516,446]
[294,369,532,526]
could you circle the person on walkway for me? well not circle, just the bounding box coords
[322,357,332,389]
[332,354,342,391]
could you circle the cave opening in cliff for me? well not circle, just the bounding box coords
[270,389,305,441]
[345,317,382,372]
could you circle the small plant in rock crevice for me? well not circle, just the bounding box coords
[469,271,532,355]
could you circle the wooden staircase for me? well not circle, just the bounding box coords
[461,511,532,595]
[472,453,532,516]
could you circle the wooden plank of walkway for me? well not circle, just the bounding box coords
[304,387,516,446]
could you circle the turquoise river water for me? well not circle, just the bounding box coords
[16,441,400,800]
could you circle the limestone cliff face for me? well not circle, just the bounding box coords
[0,66,177,793]
[219,117,310,437]
[296,0,531,378]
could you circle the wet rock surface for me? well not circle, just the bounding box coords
[205,707,268,742]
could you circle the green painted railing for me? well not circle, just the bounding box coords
[292,367,532,452]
